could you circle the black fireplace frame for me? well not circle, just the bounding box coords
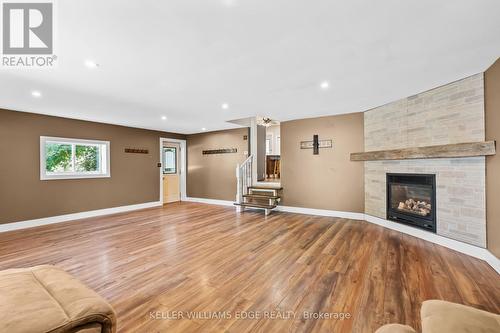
[386,173,436,233]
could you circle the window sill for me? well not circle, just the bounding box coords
[40,174,111,181]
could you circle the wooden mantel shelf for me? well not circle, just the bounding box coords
[350,141,496,161]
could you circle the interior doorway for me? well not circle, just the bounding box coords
[162,142,180,203]
[159,138,186,204]
[255,117,280,185]
[264,123,280,182]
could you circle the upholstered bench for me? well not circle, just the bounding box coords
[376,300,500,333]
[0,265,116,333]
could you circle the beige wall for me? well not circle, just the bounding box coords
[280,113,364,213]
[0,109,184,224]
[187,128,249,201]
[485,58,500,258]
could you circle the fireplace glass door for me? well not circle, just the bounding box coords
[387,173,436,232]
[389,184,433,219]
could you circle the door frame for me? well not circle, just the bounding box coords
[159,137,187,204]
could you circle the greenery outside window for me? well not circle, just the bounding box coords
[40,136,110,180]
[163,147,177,174]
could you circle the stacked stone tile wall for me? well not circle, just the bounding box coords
[364,73,486,247]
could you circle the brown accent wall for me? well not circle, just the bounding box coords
[187,128,249,201]
[485,58,500,258]
[280,113,364,213]
[0,109,184,224]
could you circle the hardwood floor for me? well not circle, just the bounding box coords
[0,202,498,332]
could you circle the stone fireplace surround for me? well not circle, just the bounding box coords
[364,73,486,247]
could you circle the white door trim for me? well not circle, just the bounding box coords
[250,117,258,185]
[160,138,187,204]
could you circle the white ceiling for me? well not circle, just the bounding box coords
[1,0,499,134]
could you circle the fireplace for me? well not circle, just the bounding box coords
[387,173,436,232]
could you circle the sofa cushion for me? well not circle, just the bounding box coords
[0,265,116,333]
[0,267,68,333]
[421,300,500,333]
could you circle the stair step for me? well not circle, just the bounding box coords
[234,202,277,209]
[248,185,283,191]
[248,190,278,196]
[243,194,280,199]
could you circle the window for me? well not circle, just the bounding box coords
[163,147,177,174]
[40,136,110,180]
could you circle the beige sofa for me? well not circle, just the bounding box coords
[0,265,116,333]
[376,300,500,333]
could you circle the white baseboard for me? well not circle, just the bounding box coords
[364,214,500,274]
[181,199,496,273]
[273,205,499,274]
[183,199,366,221]
[276,205,365,221]
[483,251,500,275]
[1,197,232,234]
[0,201,162,233]
[1,198,498,274]
[183,197,234,207]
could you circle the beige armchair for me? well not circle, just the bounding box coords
[376,300,500,333]
[0,265,116,333]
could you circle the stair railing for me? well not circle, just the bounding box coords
[235,155,253,209]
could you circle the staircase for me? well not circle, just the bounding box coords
[234,155,282,215]
[234,185,283,215]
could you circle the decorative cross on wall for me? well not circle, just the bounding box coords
[300,135,333,155]
[313,135,320,155]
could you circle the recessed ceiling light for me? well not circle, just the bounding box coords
[84,60,99,68]
[31,91,42,98]
[161,116,167,121]
[221,103,229,110]
[320,81,330,90]
[201,127,207,131]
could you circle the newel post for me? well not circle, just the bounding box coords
[235,164,242,212]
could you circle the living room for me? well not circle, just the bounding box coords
[0,1,499,333]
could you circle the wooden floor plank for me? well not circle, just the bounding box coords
[0,202,498,333]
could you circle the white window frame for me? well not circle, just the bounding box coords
[40,136,111,180]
